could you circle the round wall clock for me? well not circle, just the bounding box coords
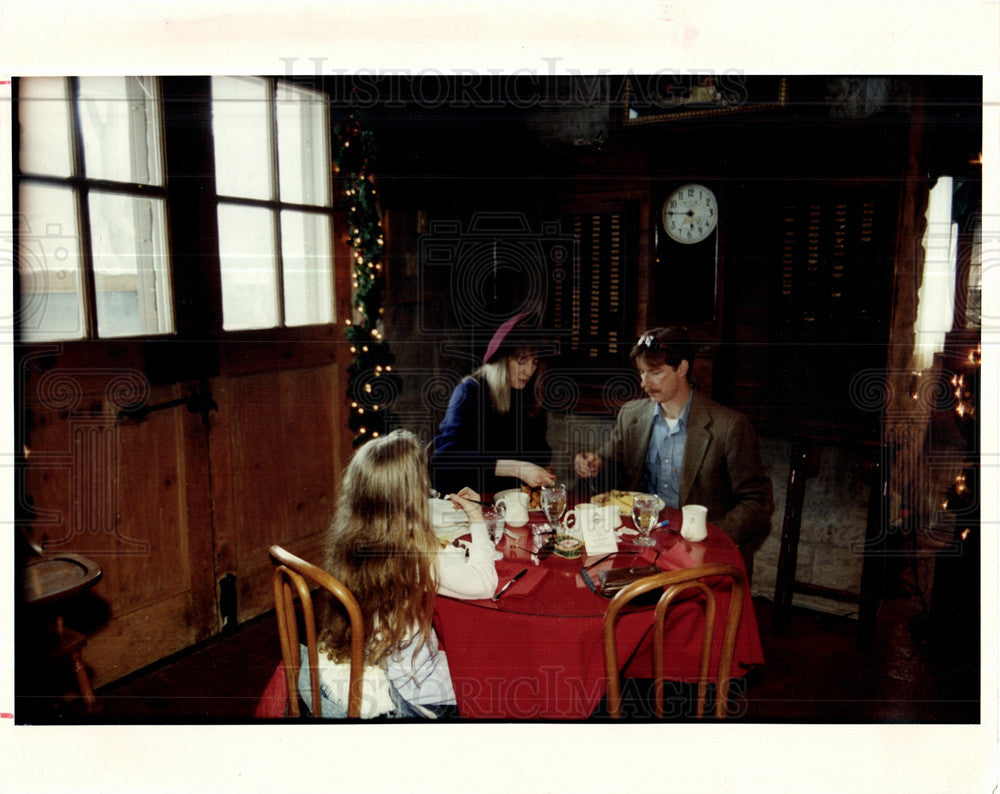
[662,183,718,244]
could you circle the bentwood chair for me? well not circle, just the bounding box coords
[269,545,365,719]
[602,563,746,719]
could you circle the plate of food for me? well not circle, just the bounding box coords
[592,490,665,515]
[435,524,470,547]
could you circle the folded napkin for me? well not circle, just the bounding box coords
[636,538,695,571]
[493,561,548,599]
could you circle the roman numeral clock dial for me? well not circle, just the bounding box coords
[654,183,720,324]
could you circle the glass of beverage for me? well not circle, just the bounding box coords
[631,493,659,547]
[482,505,506,561]
[541,483,567,532]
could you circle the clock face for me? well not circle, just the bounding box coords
[662,184,718,244]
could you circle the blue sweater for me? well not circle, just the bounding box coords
[430,376,550,495]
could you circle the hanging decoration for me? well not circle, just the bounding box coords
[333,116,399,446]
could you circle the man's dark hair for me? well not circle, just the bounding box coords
[628,327,694,373]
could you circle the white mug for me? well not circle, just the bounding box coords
[680,504,709,542]
[495,491,529,527]
[565,502,619,540]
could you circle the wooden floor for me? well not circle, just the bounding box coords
[17,591,978,724]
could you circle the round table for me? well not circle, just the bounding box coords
[21,552,103,711]
[434,500,763,719]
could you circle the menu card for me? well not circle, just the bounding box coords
[581,520,619,555]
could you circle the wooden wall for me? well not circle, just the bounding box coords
[19,327,352,688]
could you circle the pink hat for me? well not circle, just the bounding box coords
[483,312,533,363]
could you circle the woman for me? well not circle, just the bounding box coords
[301,430,497,719]
[429,312,555,496]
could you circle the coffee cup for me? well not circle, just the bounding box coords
[680,504,709,542]
[496,490,529,527]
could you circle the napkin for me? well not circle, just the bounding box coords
[637,539,695,571]
[493,561,548,599]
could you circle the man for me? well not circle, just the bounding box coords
[574,327,773,564]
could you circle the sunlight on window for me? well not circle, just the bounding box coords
[276,84,330,207]
[78,77,164,186]
[18,77,73,177]
[282,210,333,326]
[89,191,174,338]
[218,204,279,330]
[212,77,335,330]
[18,183,85,341]
[212,76,273,201]
[18,76,172,341]
[913,176,957,370]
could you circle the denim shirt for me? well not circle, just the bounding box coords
[643,395,692,508]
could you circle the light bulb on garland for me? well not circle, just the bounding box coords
[334,115,401,446]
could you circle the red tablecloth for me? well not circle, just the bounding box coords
[433,502,763,719]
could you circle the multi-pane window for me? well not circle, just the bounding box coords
[17,77,174,341]
[16,76,338,343]
[211,77,335,331]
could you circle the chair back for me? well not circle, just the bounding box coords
[269,545,365,718]
[602,562,745,719]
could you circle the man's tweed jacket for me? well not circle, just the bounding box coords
[600,389,773,548]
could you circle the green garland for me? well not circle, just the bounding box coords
[333,117,398,446]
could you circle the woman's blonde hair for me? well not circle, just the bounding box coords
[317,430,438,666]
[471,346,544,415]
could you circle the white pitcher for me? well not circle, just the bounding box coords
[680,504,709,542]
[495,490,529,527]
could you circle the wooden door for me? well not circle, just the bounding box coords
[18,330,352,688]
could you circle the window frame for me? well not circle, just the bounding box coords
[212,76,338,332]
[16,76,175,342]
[15,76,345,354]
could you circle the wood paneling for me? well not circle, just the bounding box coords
[22,369,217,687]
[20,335,351,687]
[210,360,344,622]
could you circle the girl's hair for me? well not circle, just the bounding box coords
[470,346,545,416]
[316,430,439,666]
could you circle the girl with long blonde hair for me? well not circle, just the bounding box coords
[303,429,496,718]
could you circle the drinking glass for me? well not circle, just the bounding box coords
[541,483,567,533]
[631,493,659,547]
[482,506,506,561]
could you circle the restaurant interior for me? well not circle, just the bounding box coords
[13,74,984,726]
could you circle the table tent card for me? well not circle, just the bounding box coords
[580,512,619,555]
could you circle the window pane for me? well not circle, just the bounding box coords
[18,183,85,341]
[78,77,163,186]
[18,77,74,177]
[218,203,278,330]
[212,76,273,200]
[277,83,330,206]
[89,191,174,338]
[281,210,333,326]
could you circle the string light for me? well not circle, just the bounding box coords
[336,116,395,447]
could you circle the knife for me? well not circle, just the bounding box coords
[492,568,528,601]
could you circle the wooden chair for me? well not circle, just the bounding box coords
[602,562,745,719]
[269,545,365,719]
